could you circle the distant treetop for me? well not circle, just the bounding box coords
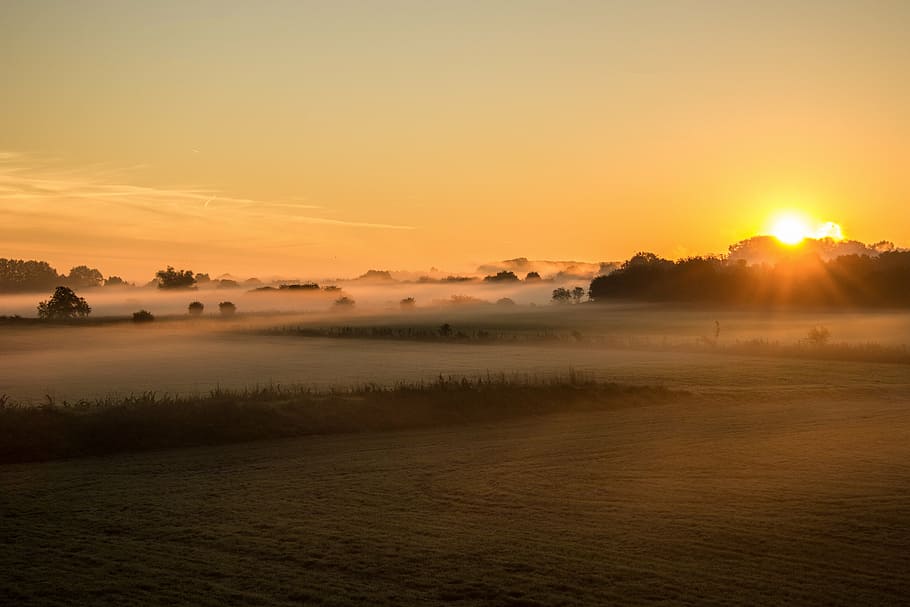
[483,271,520,282]
[156,266,196,289]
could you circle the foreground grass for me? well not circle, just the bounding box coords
[3,388,908,606]
[0,375,680,464]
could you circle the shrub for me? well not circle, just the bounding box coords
[188,301,204,316]
[806,325,831,346]
[218,301,237,316]
[333,296,355,310]
[132,310,154,322]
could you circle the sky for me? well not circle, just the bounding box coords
[2,0,908,280]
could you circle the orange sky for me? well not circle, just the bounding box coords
[2,1,908,281]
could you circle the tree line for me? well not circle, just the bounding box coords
[589,251,910,307]
[0,259,128,293]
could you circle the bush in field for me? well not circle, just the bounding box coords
[188,301,204,316]
[333,296,355,310]
[37,287,91,320]
[400,297,416,310]
[552,287,572,304]
[132,310,154,322]
[218,301,237,317]
[806,325,831,346]
[496,297,516,306]
[525,271,541,281]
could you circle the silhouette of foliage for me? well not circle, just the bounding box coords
[400,297,416,310]
[67,265,104,289]
[806,325,831,346]
[0,258,61,293]
[496,297,516,306]
[156,266,196,289]
[358,269,394,281]
[218,301,237,316]
[552,288,572,304]
[525,271,542,281]
[104,275,128,287]
[333,296,355,309]
[589,250,910,307]
[37,287,91,320]
[188,301,204,316]
[132,310,155,323]
[572,286,586,303]
[483,270,520,282]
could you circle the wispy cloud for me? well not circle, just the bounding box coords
[0,152,415,231]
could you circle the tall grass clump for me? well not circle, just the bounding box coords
[0,374,681,464]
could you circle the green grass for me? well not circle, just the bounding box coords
[0,375,681,464]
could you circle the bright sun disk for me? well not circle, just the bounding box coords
[770,215,810,245]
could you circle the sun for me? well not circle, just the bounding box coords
[770,214,811,245]
[766,212,846,245]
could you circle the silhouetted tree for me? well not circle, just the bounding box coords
[525,271,542,281]
[104,275,128,287]
[806,325,831,346]
[484,271,520,282]
[218,301,237,316]
[496,297,516,306]
[132,310,154,323]
[67,265,104,289]
[439,323,453,337]
[188,301,204,316]
[589,249,910,307]
[400,297,416,310]
[571,286,586,304]
[0,258,61,293]
[156,267,196,289]
[37,287,91,319]
[551,288,572,304]
[194,273,211,284]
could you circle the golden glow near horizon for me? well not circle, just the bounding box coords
[770,214,812,245]
[767,211,845,246]
[1,1,908,279]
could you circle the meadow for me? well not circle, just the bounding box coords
[2,302,909,605]
[2,382,908,605]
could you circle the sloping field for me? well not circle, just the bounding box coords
[2,390,908,606]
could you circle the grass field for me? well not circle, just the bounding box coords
[2,304,909,605]
[2,387,908,606]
